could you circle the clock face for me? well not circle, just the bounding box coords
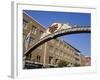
[49,24,58,33]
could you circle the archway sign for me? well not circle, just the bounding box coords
[24,23,91,56]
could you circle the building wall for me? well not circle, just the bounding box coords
[23,12,46,65]
[85,57,91,66]
[38,38,82,67]
[23,12,45,51]
[80,54,86,66]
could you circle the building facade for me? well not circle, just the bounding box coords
[23,12,90,69]
[85,57,91,66]
[80,54,87,66]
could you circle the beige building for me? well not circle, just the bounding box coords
[23,12,90,69]
[85,57,91,66]
[80,54,87,66]
[23,12,45,52]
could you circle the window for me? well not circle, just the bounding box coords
[75,58,80,61]
[36,55,41,62]
[32,26,37,34]
[55,59,58,64]
[40,30,43,35]
[23,20,28,28]
[29,37,35,46]
[74,53,79,56]
[49,56,53,64]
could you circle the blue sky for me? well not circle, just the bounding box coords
[24,10,91,56]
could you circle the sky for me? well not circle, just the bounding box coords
[24,10,91,56]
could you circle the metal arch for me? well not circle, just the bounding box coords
[24,27,91,56]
